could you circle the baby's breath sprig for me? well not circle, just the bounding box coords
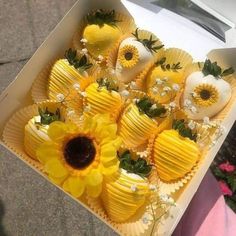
[132,28,164,54]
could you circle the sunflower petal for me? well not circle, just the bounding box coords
[86,183,102,198]
[44,158,68,178]
[48,174,67,185]
[47,121,68,141]
[68,177,85,198]
[85,169,103,186]
[101,144,117,158]
[100,162,119,176]
[36,142,61,164]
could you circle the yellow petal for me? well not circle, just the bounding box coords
[47,121,67,141]
[100,162,119,176]
[36,142,60,164]
[86,183,102,198]
[85,169,103,186]
[101,144,117,158]
[66,122,79,133]
[68,177,85,198]
[62,178,70,192]
[48,174,67,185]
[45,158,68,178]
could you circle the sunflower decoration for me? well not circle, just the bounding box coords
[182,59,234,120]
[36,113,122,198]
[192,84,219,107]
[118,45,139,68]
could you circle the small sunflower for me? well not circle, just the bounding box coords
[192,84,219,107]
[36,114,122,198]
[118,45,139,68]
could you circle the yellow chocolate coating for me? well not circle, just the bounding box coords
[153,130,200,181]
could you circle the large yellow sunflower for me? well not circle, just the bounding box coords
[192,83,219,107]
[36,114,122,198]
[118,45,139,68]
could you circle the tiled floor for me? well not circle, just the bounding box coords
[0,1,117,235]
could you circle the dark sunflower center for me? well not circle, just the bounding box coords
[124,52,133,61]
[64,136,96,169]
[200,89,211,100]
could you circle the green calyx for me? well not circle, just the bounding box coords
[96,77,119,92]
[119,150,152,178]
[86,9,120,27]
[202,59,234,78]
[132,28,164,54]
[65,48,93,71]
[136,97,166,118]
[155,57,182,72]
[172,119,197,142]
[38,107,61,125]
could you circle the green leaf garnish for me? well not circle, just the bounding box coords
[202,59,234,77]
[65,48,93,71]
[136,97,166,118]
[155,57,182,72]
[118,150,152,178]
[86,9,120,27]
[132,28,164,54]
[172,119,197,142]
[97,77,119,92]
[38,107,61,125]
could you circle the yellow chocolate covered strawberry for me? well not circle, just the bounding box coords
[84,78,123,120]
[48,48,93,103]
[101,150,151,222]
[153,120,200,182]
[24,102,66,160]
[83,10,122,58]
[118,97,166,149]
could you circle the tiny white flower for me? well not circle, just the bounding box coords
[97,55,104,61]
[142,214,150,224]
[56,93,65,102]
[163,76,169,82]
[152,87,158,95]
[172,83,180,91]
[149,184,157,192]
[67,110,75,116]
[73,83,80,90]
[163,86,171,92]
[151,104,157,110]
[130,81,137,90]
[190,106,197,113]
[80,91,87,97]
[161,92,166,97]
[203,116,210,125]
[184,99,192,107]
[110,69,116,75]
[156,78,163,85]
[81,48,88,55]
[159,194,175,204]
[169,102,176,109]
[120,90,130,97]
[188,120,196,130]
[80,38,88,44]
[191,92,197,98]
[133,98,140,103]
[130,184,138,192]
[84,105,91,113]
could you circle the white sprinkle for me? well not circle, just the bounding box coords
[188,120,196,130]
[120,90,130,97]
[172,83,180,91]
[130,184,138,192]
[73,83,80,90]
[56,93,65,102]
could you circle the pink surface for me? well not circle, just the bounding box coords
[173,171,236,236]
